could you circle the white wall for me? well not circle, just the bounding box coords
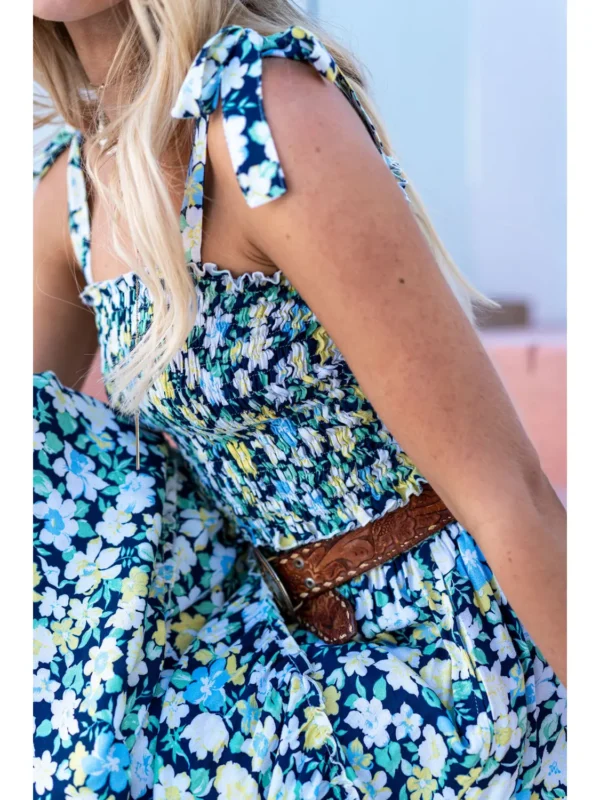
[313,0,566,327]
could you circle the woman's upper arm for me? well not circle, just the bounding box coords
[236,60,544,536]
[34,146,98,387]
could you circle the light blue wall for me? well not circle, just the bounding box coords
[312,0,566,326]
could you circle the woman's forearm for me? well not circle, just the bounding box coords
[472,471,567,685]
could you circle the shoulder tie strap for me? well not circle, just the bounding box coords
[171,26,409,264]
[34,126,93,285]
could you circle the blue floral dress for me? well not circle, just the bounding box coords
[33,25,566,800]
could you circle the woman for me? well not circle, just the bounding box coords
[33,1,566,798]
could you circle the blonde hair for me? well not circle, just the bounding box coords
[34,0,491,415]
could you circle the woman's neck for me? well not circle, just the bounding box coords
[65,3,131,117]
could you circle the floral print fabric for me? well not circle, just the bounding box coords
[33,25,566,799]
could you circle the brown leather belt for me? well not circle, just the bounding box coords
[252,483,455,644]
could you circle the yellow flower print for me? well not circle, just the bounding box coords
[407,766,437,800]
[456,767,482,798]
[68,741,89,787]
[473,581,495,614]
[121,567,149,603]
[241,486,258,506]
[326,426,356,458]
[301,706,333,750]
[157,372,175,401]
[323,685,340,716]
[312,326,336,364]
[194,648,214,665]
[419,658,453,711]
[291,26,308,39]
[171,611,206,654]
[51,619,83,655]
[33,564,43,603]
[226,441,258,477]
[226,654,248,686]
[152,619,167,647]
[214,762,259,800]
[346,738,373,772]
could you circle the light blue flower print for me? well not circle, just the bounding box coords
[33,668,60,704]
[34,490,78,551]
[129,733,154,800]
[203,309,234,359]
[392,703,423,742]
[183,659,229,711]
[116,472,156,514]
[456,531,492,591]
[208,541,237,587]
[82,731,130,793]
[199,368,228,406]
[53,443,108,500]
[269,418,298,448]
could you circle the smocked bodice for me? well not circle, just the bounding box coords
[34,25,426,550]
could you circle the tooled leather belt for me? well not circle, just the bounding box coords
[251,483,455,644]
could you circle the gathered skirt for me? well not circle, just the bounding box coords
[33,372,567,799]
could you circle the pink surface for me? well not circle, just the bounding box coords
[83,331,567,495]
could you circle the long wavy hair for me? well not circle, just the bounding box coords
[34,0,491,415]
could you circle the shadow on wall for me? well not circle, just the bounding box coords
[83,331,567,505]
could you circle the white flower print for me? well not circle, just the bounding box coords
[477,661,511,719]
[182,205,203,262]
[33,624,57,669]
[224,115,249,170]
[64,538,121,595]
[248,120,278,163]
[345,697,392,748]
[45,382,77,415]
[465,712,493,760]
[376,654,420,695]
[279,716,301,757]
[377,600,418,631]
[72,392,119,434]
[51,689,80,740]
[238,164,275,208]
[107,595,145,632]
[418,725,448,778]
[221,56,249,97]
[39,587,69,620]
[161,688,190,730]
[339,650,375,677]
[155,765,194,800]
[490,624,517,662]
[33,750,57,796]
[68,598,102,630]
[116,472,156,514]
[181,712,230,761]
[126,626,148,687]
[96,507,137,545]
